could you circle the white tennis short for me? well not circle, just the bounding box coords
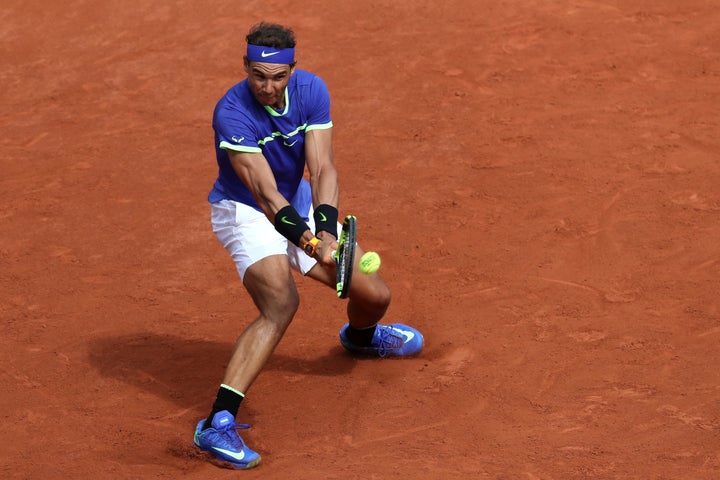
[210,199,319,281]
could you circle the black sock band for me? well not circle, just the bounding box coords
[345,324,377,346]
[203,384,245,430]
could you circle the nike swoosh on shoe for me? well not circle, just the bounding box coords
[212,447,246,461]
[391,327,415,343]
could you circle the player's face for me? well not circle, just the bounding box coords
[244,60,294,109]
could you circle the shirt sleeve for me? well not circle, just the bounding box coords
[213,104,263,153]
[305,75,333,132]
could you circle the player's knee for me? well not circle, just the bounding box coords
[369,281,392,313]
[267,287,299,324]
[379,283,392,309]
[282,288,301,317]
[257,289,298,335]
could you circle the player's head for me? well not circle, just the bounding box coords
[243,22,297,109]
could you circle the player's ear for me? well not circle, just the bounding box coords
[243,56,250,73]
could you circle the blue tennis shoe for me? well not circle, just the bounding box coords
[340,323,424,357]
[193,410,261,469]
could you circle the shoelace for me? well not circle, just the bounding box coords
[375,327,404,358]
[216,422,252,449]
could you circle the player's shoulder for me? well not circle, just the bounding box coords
[214,81,258,119]
[217,80,253,107]
[292,69,327,88]
[292,68,321,80]
[213,81,259,126]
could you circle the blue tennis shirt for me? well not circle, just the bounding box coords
[208,69,333,214]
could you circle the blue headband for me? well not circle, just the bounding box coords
[246,44,295,64]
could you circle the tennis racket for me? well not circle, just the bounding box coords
[333,215,357,298]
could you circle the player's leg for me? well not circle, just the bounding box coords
[295,208,391,323]
[195,200,298,469]
[222,254,299,392]
[303,243,423,357]
[303,243,390,326]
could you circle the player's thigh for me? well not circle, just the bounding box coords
[243,254,300,316]
[304,243,391,308]
[211,199,299,313]
[211,199,288,281]
[305,260,336,288]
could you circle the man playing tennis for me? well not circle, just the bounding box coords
[193,22,424,469]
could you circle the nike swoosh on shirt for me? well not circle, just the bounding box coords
[211,447,246,461]
[283,139,298,147]
[261,50,280,58]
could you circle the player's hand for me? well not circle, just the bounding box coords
[315,233,338,267]
[316,230,337,243]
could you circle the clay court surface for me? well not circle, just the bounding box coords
[2,0,720,478]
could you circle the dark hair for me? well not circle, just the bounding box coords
[246,22,296,49]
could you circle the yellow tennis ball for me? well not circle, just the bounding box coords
[359,251,381,274]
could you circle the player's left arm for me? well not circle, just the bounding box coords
[305,126,339,241]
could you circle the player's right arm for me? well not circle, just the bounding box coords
[227,151,330,259]
[227,150,294,221]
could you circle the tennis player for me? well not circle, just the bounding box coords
[193,22,424,469]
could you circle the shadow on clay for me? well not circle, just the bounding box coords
[87,332,356,409]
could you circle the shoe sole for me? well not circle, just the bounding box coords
[204,453,261,470]
[340,339,423,357]
[194,442,261,469]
